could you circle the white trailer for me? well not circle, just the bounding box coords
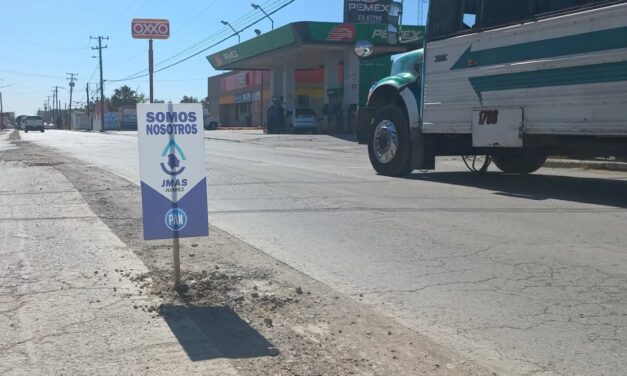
[355,0,627,176]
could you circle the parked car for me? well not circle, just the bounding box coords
[22,116,45,132]
[286,108,318,133]
[204,116,221,130]
[203,108,221,130]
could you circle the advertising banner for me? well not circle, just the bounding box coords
[137,103,208,240]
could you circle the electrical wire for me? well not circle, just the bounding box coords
[171,0,222,36]
[153,0,280,69]
[462,155,492,173]
[87,64,99,83]
[108,0,294,82]
[0,68,65,80]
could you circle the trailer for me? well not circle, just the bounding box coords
[355,0,627,176]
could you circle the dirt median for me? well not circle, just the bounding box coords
[2,130,494,375]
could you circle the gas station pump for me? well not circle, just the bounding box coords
[325,88,343,134]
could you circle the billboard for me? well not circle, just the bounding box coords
[344,0,392,24]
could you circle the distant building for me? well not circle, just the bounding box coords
[71,112,89,130]
[1,112,15,127]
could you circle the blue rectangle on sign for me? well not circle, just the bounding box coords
[140,178,209,240]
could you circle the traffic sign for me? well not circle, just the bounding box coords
[132,19,170,39]
[137,103,208,241]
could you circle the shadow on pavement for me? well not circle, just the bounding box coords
[160,305,277,361]
[406,171,627,208]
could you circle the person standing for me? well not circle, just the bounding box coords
[276,102,285,134]
[267,102,277,134]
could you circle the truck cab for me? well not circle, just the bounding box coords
[355,49,423,145]
[22,116,45,133]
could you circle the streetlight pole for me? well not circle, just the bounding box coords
[220,20,241,43]
[251,3,274,30]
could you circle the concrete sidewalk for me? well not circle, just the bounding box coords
[545,158,627,172]
[0,139,238,375]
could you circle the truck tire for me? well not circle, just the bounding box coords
[492,150,548,174]
[368,104,412,177]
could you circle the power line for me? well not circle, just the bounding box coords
[171,0,221,35]
[108,0,296,83]
[112,10,252,81]
[112,0,289,81]
[0,68,65,79]
[154,0,282,69]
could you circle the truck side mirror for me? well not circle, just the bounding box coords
[387,1,403,45]
[354,40,374,58]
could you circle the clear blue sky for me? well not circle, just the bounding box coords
[0,0,423,115]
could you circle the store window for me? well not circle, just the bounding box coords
[235,102,251,122]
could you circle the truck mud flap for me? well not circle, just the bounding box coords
[355,107,376,144]
[411,135,435,170]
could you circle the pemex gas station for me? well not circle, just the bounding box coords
[205,4,423,133]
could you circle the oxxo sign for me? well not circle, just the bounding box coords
[132,19,170,39]
[137,103,208,240]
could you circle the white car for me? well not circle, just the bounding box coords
[287,108,318,133]
[203,116,221,130]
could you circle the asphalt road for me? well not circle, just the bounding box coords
[21,129,627,376]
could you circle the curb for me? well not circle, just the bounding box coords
[545,159,627,172]
[217,127,263,130]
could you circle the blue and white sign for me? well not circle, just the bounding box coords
[137,103,208,240]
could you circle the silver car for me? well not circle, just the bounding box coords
[287,108,318,133]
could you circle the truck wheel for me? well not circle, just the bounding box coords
[492,150,548,174]
[368,105,412,177]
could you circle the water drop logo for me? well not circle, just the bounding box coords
[160,139,186,176]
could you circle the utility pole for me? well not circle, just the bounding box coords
[51,91,55,126]
[67,73,78,130]
[91,36,108,132]
[149,39,154,103]
[52,86,63,128]
[45,96,51,123]
[86,83,91,131]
